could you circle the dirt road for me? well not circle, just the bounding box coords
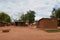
[0,26,60,40]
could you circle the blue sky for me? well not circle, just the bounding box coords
[0,0,60,21]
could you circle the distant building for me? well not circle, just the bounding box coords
[37,18,58,29]
[14,21,27,26]
[0,21,6,27]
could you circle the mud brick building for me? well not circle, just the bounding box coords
[0,21,6,27]
[37,18,58,29]
[14,21,27,26]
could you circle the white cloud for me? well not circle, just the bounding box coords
[0,0,60,20]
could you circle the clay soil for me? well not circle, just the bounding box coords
[0,26,60,40]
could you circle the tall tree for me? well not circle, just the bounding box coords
[0,12,11,23]
[50,8,56,18]
[20,14,25,21]
[20,10,35,24]
[50,8,60,26]
[51,8,60,18]
[27,10,35,24]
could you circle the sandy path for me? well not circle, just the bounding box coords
[0,26,60,40]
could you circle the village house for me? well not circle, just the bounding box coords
[14,21,27,26]
[37,18,58,30]
[0,21,6,27]
[0,21,11,27]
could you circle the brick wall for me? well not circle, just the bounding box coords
[0,22,5,27]
[37,18,58,29]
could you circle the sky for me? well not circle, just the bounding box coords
[0,0,60,21]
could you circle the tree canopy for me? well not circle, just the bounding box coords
[0,12,11,23]
[50,8,60,18]
[20,10,35,24]
[50,8,60,26]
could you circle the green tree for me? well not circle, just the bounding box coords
[20,14,25,21]
[50,8,56,18]
[27,10,35,24]
[0,12,11,23]
[50,8,60,26]
[20,10,35,24]
[51,8,60,18]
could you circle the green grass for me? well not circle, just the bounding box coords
[45,29,60,33]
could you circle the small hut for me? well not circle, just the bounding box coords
[37,18,58,29]
[15,21,27,26]
[0,21,6,27]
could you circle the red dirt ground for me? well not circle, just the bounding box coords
[0,26,60,40]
